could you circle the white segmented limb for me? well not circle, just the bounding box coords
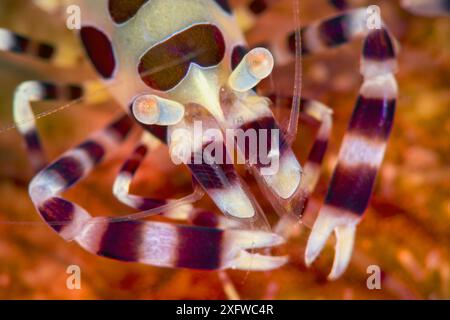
[13,81,84,172]
[169,107,272,223]
[228,251,288,271]
[305,206,359,268]
[112,172,136,205]
[359,74,399,99]
[228,47,274,92]
[223,230,287,271]
[210,184,255,219]
[8,0,295,278]
[139,222,179,266]
[261,152,302,199]
[132,94,185,126]
[13,81,46,134]
[226,229,285,249]
[307,217,356,280]
[300,162,322,195]
[0,27,56,62]
[305,28,399,279]
[361,60,398,80]
[27,115,133,241]
[302,23,327,53]
[339,135,386,169]
[112,134,203,221]
[329,224,356,280]
[29,170,67,205]
[268,98,333,238]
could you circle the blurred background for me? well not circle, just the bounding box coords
[0,0,449,299]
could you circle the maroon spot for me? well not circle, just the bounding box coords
[192,211,219,228]
[80,26,116,79]
[138,24,225,91]
[137,198,167,211]
[134,144,148,157]
[24,130,42,153]
[108,114,134,140]
[48,156,84,187]
[41,83,58,99]
[231,45,248,70]
[249,0,268,14]
[349,96,396,140]
[319,13,349,47]
[78,140,105,164]
[37,43,54,59]
[363,29,396,61]
[120,145,147,174]
[176,226,223,270]
[97,221,143,262]
[38,197,75,233]
[308,139,329,164]
[24,130,46,172]
[325,164,378,215]
[108,0,149,24]
[67,85,83,100]
[146,126,167,143]
[121,158,142,174]
[213,0,232,14]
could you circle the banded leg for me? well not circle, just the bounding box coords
[28,114,134,240]
[305,28,398,280]
[113,133,204,220]
[267,96,333,237]
[219,87,304,220]
[401,0,450,16]
[13,81,84,172]
[188,209,240,300]
[326,0,450,16]
[296,99,333,200]
[132,100,274,229]
[77,216,286,271]
[26,113,283,270]
[223,46,305,220]
[0,28,55,62]
[236,0,349,32]
[262,8,379,65]
[169,104,272,227]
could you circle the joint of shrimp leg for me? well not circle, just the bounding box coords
[305,205,360,280]
[222,229,287,271]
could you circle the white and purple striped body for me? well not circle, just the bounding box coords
[8,0,447,283]
[74,0,304,225]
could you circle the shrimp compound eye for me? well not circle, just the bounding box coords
[138,24,226,91]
